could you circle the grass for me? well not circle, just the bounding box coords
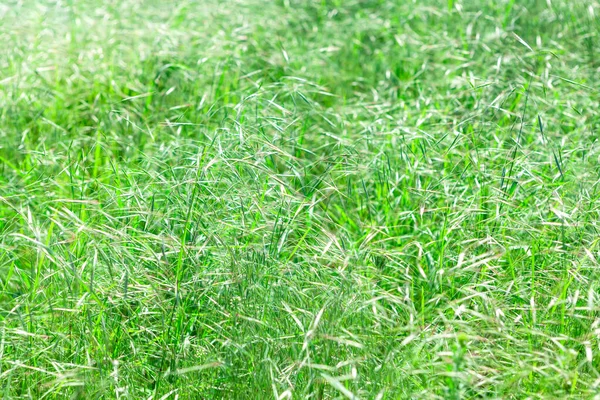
[1,0,600,398]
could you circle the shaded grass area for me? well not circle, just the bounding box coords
[1,0,600,398]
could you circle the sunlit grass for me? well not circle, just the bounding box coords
[1,0,600,398]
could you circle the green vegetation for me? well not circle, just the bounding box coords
[1,0,600,398]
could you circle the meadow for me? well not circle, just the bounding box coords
[1,0,600,398]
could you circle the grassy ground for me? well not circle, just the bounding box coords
[1,0,600,398]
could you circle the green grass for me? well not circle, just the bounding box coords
[1,0,600,398]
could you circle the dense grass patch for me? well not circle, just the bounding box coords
[2,0,600,398]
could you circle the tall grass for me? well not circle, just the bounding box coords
[1,0,600,398]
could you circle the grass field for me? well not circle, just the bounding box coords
[1,0,600,398]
